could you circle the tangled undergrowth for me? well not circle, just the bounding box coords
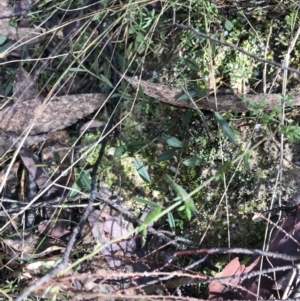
[1,0,300,300]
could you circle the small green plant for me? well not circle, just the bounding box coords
[280,123,300,142]
[249,94,300,143]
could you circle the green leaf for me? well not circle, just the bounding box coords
[143,206,162,225]
[281,94,293,107]
[69,67,85,72]
[182,109,193,127]
[177,88,206,101]
[165,175,192,204]
[186,207,192,220]
[224,19,233,31]
[162,134,182,148]
[134,158,151,183]
[68,170,91,197]
[157,149,176,161]
[92,13,102,21]
[22,44,30,60]
[0,41,9,53]
[177,90,197,101]
[165,174,179,194]
[186,199,197,214]
[127,141,147,152]
[77,169,91,190]
[274,105,282,113]
[258,97,267,109]
[183,58,199,71]
[211,41,217,56]
[0,35,7,45]
[243,150,250,170]
[251,97,266,114]
[167,212,176,233]
[214,161,232,180]
[68,182,81,198]
[177,205,185,211]
[134,197,160,207]
[135,34,146,54]
[183,156,201,166]
[114,145,127,157]
[53,152,61,163]
[214,112,236,144]
[100,74,113,88]
[4,79,13,97]
[194,86,207,97]
[138,206,162,246]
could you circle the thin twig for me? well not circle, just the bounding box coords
[14,188,97,301]
[168,23,300,75]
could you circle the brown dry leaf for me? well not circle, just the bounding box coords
[13,67,44,101]
[0,0,11,17]
[3,233,40,255]
[0,161,20,198]
[208,206,300,300]
[0,93,108,155]
[120,72,300,112]
[0,94,107,136]
[2,231,65,259]
[10,68,73,191]
[38,211,71,239]
[88,209,136,268]
[208,257,260,300]
[0,1,45,59]
[18,146,60,195]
